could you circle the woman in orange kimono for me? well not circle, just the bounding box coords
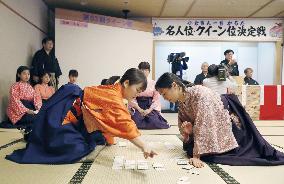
[7,68,157,164]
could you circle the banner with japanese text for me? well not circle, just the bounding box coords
[152,18,283,41]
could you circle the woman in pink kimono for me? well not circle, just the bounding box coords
[1,66,42,139]
[129,62,169,129]
[155,72,284,168]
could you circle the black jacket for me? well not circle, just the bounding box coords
[244,77,259,85]
[194,73,208,85]
[220,59,239,76]
[31,48,62,78]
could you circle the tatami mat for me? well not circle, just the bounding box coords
[0,115,284,183]
[264,136,284,148]
[0,128,21,133]
[218,164,284,184]
[257,127,284,136]
[140,126,179,135]
[254,121,284,127]
[216,134,284,184]
[82,135,227,184]
[162,113,178,126]
[0,141,81,184]
[0,132,22,147]
[163,113,284,127]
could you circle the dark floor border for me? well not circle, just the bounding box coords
[207,163,240,184]
[69,146,106,184]
[176,135,240,184]
[0,138,24,151]
[0,137,94,184]
[272,144,284,150]
[69,162,93,184]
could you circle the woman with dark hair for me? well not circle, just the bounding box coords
[7,68,157,164]
[34,72,55,103]
[5,66,42,130]
[203,64,237,94]
[105,76,120,85]
[129,62,170,129]
[155,72,284,168]
[100,79,108,85]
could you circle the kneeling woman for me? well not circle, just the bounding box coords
[34,72,55,104]
[6,68,157,164]
[6,66,42,129]
[155,72,284,168]
[129,62,170,129]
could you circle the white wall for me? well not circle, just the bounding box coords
[55,19,153,88]
[2,0,48,32]
[257,43,276,85]
[155,41,276,109]
[0,0,48,121]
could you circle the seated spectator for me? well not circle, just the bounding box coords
[203,64,237,95]
[129,62,170,129]
[105,76,120,85]
[68,70,78,84]
[194,62,209,85]
[244,68,259,85]
[3,66,42,139]
[34,72,55,103]
[101,79,108,85]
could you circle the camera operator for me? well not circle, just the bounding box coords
[170,52,188,79]
[167,52,188,112]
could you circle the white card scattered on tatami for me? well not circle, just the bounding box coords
[182,165,194,170]
[118,141,127,147]
[152,162,165,170]
[112,155,124,170]
[177,159,188,165]
[153,162,164,168]
[137,160,149,170]
[124,160,136,170]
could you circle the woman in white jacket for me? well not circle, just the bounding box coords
[203,64,237,94]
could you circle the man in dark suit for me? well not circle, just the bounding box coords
[220,49,239,76]
[31,37,62,89]
[194,62,209,85]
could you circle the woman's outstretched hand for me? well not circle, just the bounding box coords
[142,146,158,159]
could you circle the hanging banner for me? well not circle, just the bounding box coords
[152,18,283,41]
[60,19,88,28]
[56,8,152,33]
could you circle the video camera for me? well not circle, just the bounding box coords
[167,52,189,63]
[218,64,230,81]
